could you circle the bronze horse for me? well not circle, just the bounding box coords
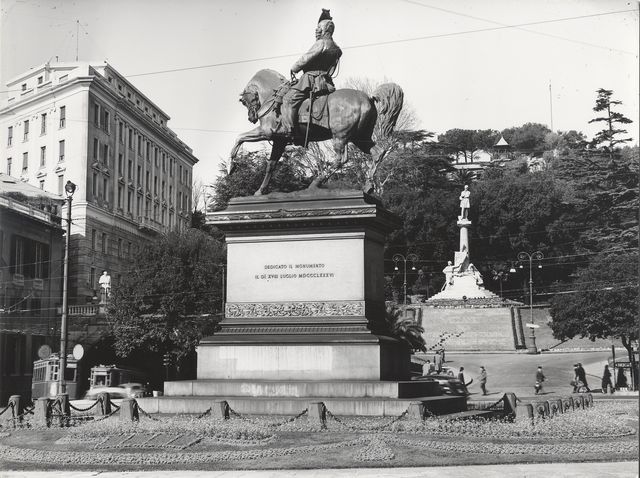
[230,69,404,195]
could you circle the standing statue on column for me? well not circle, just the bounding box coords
[98,270,111,303]
[459,185,470,220]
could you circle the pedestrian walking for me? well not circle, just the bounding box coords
[422,360,431,376]
[535,366,545,394]
[576,362,590,391]
[601,365,614,394]
[616,367,628,389]
[479,366,488,395]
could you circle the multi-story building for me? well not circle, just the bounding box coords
[0,62,197,303]
[0,173,64,402]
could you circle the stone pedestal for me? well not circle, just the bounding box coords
[202,189,410,381]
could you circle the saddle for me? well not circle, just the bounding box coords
[297,94,330,129]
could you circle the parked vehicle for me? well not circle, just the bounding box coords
[70,386,134,409]
[89,365,147,389]
[414,374,468,396]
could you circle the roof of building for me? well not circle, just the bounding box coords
[0,173,64,202]
[495,135,510,147]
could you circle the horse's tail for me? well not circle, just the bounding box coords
[371,83,404,140]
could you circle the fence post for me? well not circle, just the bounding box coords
[407,401,425,421]
[119,398,139,422]
[55,393,70,427]
[525,403,534,424]
[211,400,229,419]
[96,392,111,416]
[8,395,23,426]
[308,402,326,428]
[502,393,517,420]
[33,397,50,427]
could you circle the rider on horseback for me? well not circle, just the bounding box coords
[281,10,342,140]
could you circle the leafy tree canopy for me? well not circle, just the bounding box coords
[589,88,633,152]
[437,129,501,162]
[108,228,225,368]
[501,123,551,153]
[210,150,309,210]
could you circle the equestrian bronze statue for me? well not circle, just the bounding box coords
[229,11,404,195]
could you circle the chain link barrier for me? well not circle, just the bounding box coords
[0,403,13,418]
[227,406,309,427]
[69,397,102,413]
[196,407,212,419]
[325,408,409,432]
[136,402,160,421]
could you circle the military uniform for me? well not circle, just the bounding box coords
[282,18,342,136]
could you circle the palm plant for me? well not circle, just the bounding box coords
[384,303,427,352]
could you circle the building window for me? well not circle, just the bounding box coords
[37,76,43,85]
[161,180,165,199]
[146,142,150,161]
[137,136,142,155]
[145,199,150,218]
[137,165,141,184]
[154,176,158,195]
[59,106,66,128]
[59,140,65,162]
[7,126,13,147]
[91,230,97,250]
[128,129,133,149]
[58,175,64,195]
[34,242,45,278]
[40,146,46,166]
[179,165,182,183]
[103,110,110,133]
[92,173,98,198]
[90,267,96,289]
[118,153,123,175]
[94,103,100,127]
[101,233,107,254]
[128,159,133,179]
[6,157,11,175]
[127,190,132,213]
[118,122,124,143]
[21,83,26,91]
[145,171,150,190]
[136,199,141,217]
[162,153,166,172]
[93,138,99,161]
[102,144,109,164]
[118,185,123,208]
[169,212,173,229]
[23,120,29,141]
[14,237,25,274]
[41,113,47,134]
[22,152,28,173]
[39,180,45,189]
[169,185,173,204]
[102,178,108,201]
[154,148,158,167]
[153,204,158,221]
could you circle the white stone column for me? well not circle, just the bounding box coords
[457,219,471,253]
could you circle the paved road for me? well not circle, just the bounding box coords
[0,462,637,477]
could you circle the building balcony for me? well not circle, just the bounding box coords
[68,304,106,317]
[137,216,164,234]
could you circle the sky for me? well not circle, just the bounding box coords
[1,0,638,185]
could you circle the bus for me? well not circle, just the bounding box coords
[31,354,80,399]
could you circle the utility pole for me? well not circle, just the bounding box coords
[549,81,554,132]
[59,181,76,394]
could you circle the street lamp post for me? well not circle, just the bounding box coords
[517,250,543,354]
[58,180,76,394]
[392,253,419,307]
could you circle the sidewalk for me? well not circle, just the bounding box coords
[0,462,637,477]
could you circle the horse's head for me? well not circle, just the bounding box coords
[239,85,260,124]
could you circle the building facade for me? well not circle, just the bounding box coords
[0,62,198,303]
[0,174,64,402]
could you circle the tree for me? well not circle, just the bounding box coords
[210,150,309,210]
[501,123,551,153]
[108,228,225,382]
[550,252,639,389]
[437,129,500,163]
[589,88,633,154]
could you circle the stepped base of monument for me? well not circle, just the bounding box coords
[140,379,466,416]
[197,335,411,381]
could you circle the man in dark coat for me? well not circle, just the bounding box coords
[282,10,342,138]
[576,362,590,391]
